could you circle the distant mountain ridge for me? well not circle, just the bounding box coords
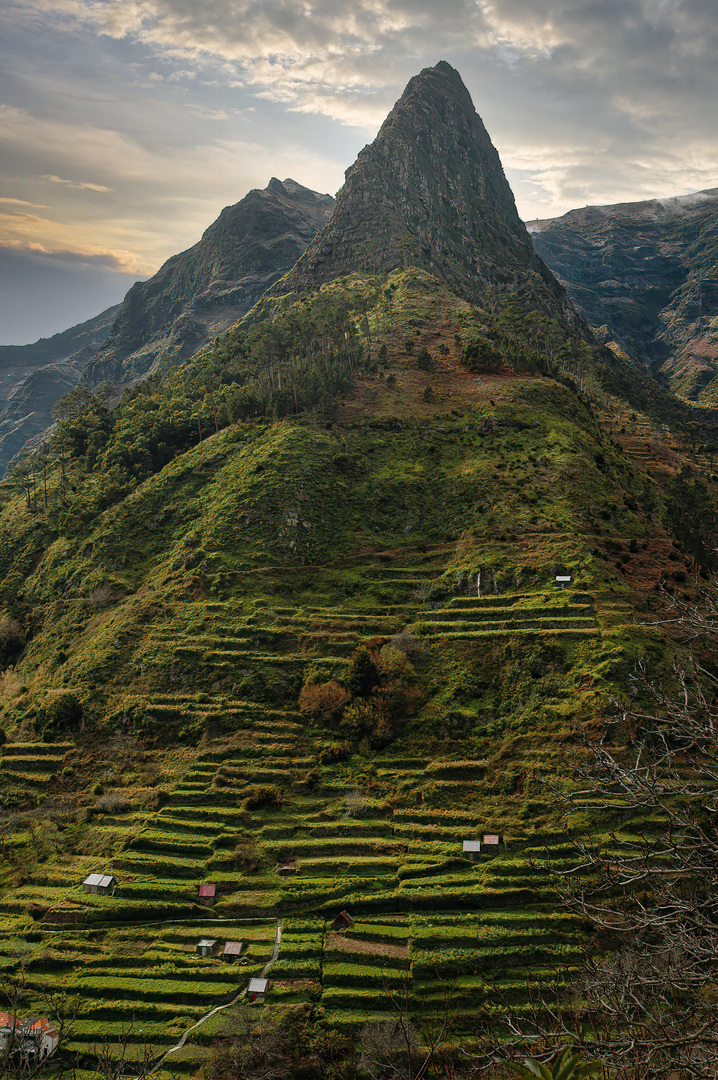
[83,178,334,387]
[0,179,334,475]
[527,188,718,402]
[0,304,120,478]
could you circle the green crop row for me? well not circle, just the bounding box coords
[324,949,410,972]
[345,923,410,943]
[321,988,396,1011]
[323,962,410,988]
[269,958,322,978]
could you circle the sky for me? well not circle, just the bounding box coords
[1,0,717,345]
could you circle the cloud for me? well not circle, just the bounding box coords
[5,0,718,249]
[42,174,112,192]
[0,197,48,208]
[184,104,228,120]
[0,240,141,273]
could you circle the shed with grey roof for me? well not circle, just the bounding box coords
[222,941,243,961]
[82,874,116,895]
[196,938,218,957]
[247,977,268,1002]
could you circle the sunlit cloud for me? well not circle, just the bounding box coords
[0,197,48,208]
[42,174,112,192]
[2,0,718,340]
[0,238,143,273]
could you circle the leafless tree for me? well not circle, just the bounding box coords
[90,1023,160,1080]
[473,582,718,1079]
[0,972,76,1080]
[359,978,461,1080]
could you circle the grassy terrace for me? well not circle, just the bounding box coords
[0,381,673,1067]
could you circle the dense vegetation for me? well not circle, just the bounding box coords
[0,268,715,1079]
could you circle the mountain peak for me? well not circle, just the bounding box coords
[265,63,572,324]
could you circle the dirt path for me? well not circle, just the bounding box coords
[146,919,283,1075]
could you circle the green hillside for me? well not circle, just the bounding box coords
[0,262,708,1075]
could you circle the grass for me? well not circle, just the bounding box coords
[0,268,698,1059]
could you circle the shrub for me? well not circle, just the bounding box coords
[86,585,113,610]
[416,346,432,370]
[95,792,131,813]
[38,692,83,739]
[298,680,350,720]
[0,616,24,670]
[244,785,284,810]
[318,742,351,765]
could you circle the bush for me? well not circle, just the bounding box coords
[244,785,284,810]
[298,680,350,720]
[95,792,131,813]
[416,346,432,370]
[38,692,83,739]
[0,616,23,671]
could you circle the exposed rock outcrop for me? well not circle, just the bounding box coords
[264,63,581,333]
[83,178,334,387]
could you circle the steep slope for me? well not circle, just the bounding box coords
[0,62,715,1072]
[527,189,718,401]
[0,281,698,1063]
[83,179,334,387]
[264,63,579,333]
[0,304,120,476]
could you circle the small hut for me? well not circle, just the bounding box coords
[483,834,501,846]
[462,840,481,861]
[555,575,571,589]
[222,942,243,962]
[276,863,296,877]
[331,910,354,932]
[196,938,218,957]
[247,977,269,1003]
[197,883,216,907]
[82,874,116,895]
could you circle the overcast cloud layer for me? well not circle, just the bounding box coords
[1,0,717,342]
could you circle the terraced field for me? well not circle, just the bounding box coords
[0,562,625,1066]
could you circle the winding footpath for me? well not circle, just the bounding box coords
[148,919,283,1075]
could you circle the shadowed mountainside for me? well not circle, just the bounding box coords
[83,179,335,388]
[0,304,120,477]
[0,179,334,478]
[528,189,718,402]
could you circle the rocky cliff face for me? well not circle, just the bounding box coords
[528,190,718,401]
[0,179,333,476]
[83,178,334,387]
[0,304,120,477]
[266,63,580,332]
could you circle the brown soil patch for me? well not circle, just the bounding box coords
[327,931,409,959]
[274,979,321,991]
[336,302,541,422]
